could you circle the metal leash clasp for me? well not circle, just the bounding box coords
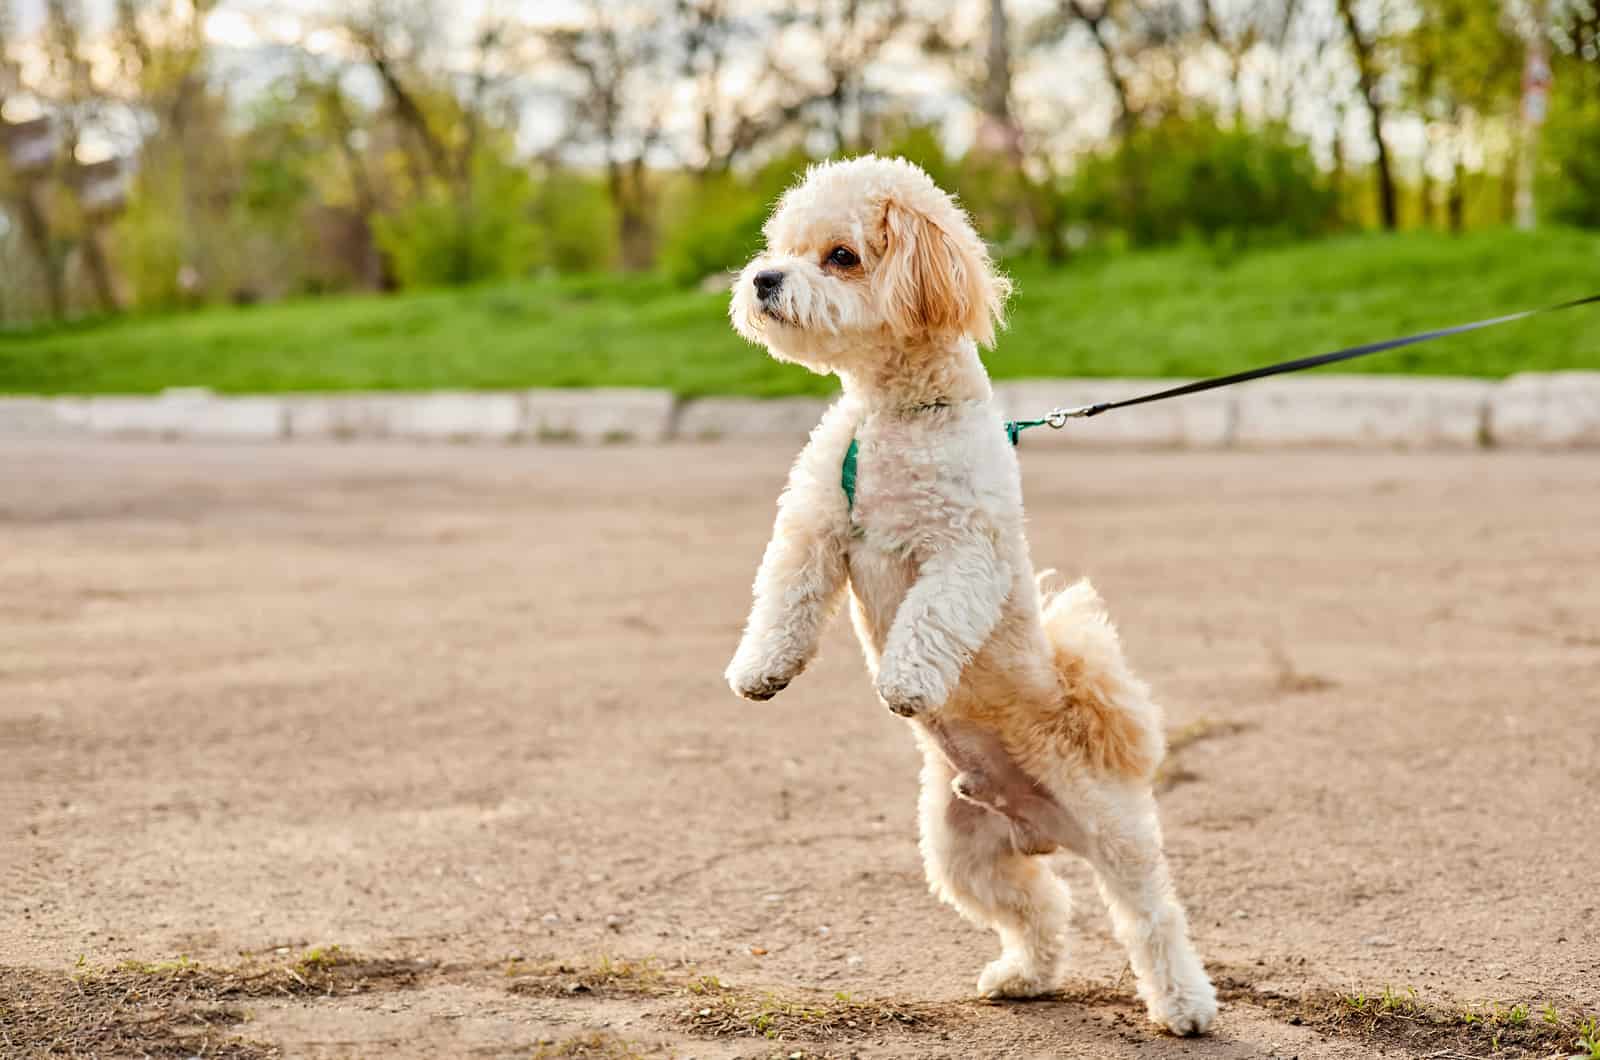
[1044,404,1099,428]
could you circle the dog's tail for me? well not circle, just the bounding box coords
[1038,573,1166,780]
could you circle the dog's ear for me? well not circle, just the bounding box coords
[876,197,1011,348]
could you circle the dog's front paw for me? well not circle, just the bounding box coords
[1145,977,1218,1037]
[977,954,1059,999]
[874,658,947,718]
[725,651,800,702]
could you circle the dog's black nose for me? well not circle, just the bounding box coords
[753,270,784,300]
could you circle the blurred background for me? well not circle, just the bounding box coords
[0,0,1596,395]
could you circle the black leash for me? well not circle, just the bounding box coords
[850,292,1600,506]
[1023,292,1600,428]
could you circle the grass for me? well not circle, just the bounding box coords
[1,945,423,1058]
[1316,983,1600,1057]
[503,954,947,1046]
[505,954,674,998]
[674,987,939,1042]
[1,228,1597,396]
[531,1031,661,1059]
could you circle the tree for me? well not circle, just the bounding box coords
[45,0,118,310]
[0,4,67,320]
[1400,0,1520,231]
[115,0,235,301]
[1336,0,1400,230]
[539,0,673,271]
[1543,0,1600,225]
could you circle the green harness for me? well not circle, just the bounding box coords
[841,417,1051,509]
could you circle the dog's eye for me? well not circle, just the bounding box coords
[826,246,859,268]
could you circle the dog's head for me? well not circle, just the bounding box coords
[729,155,1010,373]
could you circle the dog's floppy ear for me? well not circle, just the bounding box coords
[876,197,1010,348]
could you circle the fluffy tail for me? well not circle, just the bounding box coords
[1038,574,1166,780]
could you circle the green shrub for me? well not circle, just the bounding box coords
[658,174,771,286]
[658,153,810,286]
[1071,116,1337,248]
[373,153,538,288]
[1543,84,1600,229]
[114,161,189,309]
[529,168,618,273]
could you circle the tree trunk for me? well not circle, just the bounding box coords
[1336,0,1398,230]
[1448,152,1466,234]
[618,207,654,273]
[14,183,65,319]
[984,0,1016,153]
[1330,119,1347,226]
[1499,140,1518,226]
[610,159,655,272]
[80,226,119,311]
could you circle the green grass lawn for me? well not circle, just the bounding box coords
[2,227,1597,396]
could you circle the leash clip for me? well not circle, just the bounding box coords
[1044,404,1099,428]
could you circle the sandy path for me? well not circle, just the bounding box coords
[2,440,1596,1058]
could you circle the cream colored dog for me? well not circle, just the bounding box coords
[724,155,1217,1036]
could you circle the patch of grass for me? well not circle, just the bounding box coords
[0,945,424,1058]
[531,1030,661,1059]
[1221,974,1600,1058]
[1577,1015,1600,1060]
[506,955,676,998]
[508,954,948,1047]
[676,988,940,1043]
[2,228,1596,396]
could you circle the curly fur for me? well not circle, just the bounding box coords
[724,155,1216,1037]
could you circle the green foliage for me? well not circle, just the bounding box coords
[373,153,538,288]
[658,153,810,286]
[658,175,772,286]
[1071,116,1337,248]
[1400,0,1520,118]
[1543,87,1600,229]
[3,228,1597,396]
[114,161,189,309]
[529,168,618,273]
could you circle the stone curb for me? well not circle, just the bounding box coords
[1231,377,1494,448]
[3,377,1598,447]
[1485,372,1600,448]
[525,388,676,444]
[672,396,831,442]
[50,389,286,440]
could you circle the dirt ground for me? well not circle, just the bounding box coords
[2,439,1597,1060]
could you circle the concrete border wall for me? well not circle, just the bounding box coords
[3,376,1598,447]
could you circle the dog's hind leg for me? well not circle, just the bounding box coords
[1082,790,1217,1036]
[925,714,1092,858]
[917,747,1072,999]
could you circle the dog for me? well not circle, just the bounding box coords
[723,155,1217,1036]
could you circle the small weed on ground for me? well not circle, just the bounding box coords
[1155,717,1254,793]
[1266,640,1339,695]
